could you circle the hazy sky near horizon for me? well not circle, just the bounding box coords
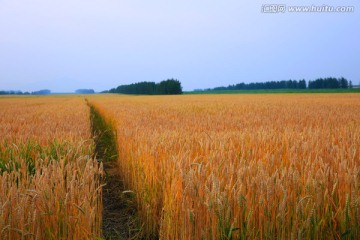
[0,0,359,92]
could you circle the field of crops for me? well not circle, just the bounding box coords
[0,96,103,239]
[1,94,359,240]
[89,94,360,239]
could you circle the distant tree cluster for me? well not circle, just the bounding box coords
[0,90,28,95]
[308,77,351,89]
[0,89,51,95]
[213,79,307,91]
[208,77,352,91]
[108,79,182,95]
[75,89,95,94]
[31,89,51,95]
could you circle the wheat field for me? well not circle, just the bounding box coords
[0,96,103,239]
[1,94,359,239]
[89,94,360,239]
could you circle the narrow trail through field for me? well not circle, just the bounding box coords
[89,104,141,240]
[102,161,140,239]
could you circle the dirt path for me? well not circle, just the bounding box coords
[89,104,142,239]
[102,161,141,240]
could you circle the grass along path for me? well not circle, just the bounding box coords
[90,105,142,239]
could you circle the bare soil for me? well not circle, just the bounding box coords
[102,161,142,240]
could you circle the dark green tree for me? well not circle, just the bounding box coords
[108,79,182,95]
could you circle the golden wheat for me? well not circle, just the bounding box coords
[90,94,360,239]
[0,96,103,239]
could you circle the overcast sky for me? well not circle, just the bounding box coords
[0,0,359,92]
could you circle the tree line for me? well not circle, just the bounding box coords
[213,79,306,91]
[0,89,51,95]
[308,77,351,89]
[107,79,182,95]
[208,77,352,91]
[75,89,95,94]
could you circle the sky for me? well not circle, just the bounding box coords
[0,0,359,92]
